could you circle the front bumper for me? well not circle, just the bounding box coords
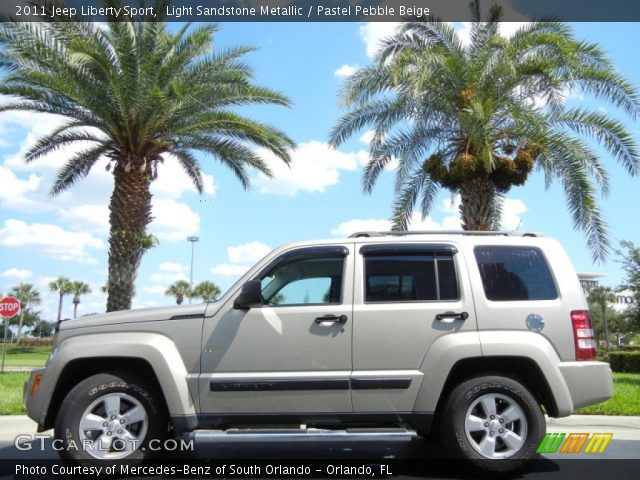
[23,368,48,431]
[558,361,613,410]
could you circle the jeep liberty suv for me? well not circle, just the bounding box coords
[24,231,613,472]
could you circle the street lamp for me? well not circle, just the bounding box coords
[187,236,199,304]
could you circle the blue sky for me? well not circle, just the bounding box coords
[0,22,639,322]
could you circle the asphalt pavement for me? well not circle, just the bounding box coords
[1,415,639,479]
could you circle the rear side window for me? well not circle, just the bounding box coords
[474,246,557,301]
[363,249,459,302]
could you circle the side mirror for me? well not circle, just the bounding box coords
[233,280,263,310]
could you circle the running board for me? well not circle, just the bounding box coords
[191,427,417,443]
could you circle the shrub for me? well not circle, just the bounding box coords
[619,345,640,352]
[608,352,640,373]
[18,337,53,347]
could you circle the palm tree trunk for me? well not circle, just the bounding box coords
[73,302,78,319]
[459,177,497,230]
[57,293,63,322]
[106,159,153,312]
[602,305,611,351]
[16,311,24,345]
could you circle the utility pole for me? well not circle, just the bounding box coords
[187,236,199,304]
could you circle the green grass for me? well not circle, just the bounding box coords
[576,373,640,415]
[0,345,51,367]
[0,372,30,415]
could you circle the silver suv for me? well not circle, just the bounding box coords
[24,231,613,472]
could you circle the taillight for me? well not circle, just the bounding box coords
[571,310,596,361]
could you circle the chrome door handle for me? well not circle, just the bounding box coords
[435,311,469,322]
[315,314,348,324]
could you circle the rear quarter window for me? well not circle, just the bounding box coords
[474,246,558,301]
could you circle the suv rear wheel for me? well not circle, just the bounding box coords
[439,375,545,473]
[54,372,168,464]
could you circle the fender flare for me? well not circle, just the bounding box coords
[51,332,196,417]
[412,331,573,416]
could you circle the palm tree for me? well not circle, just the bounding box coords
[189,281,221,302]
[49,277,72,322]
[165,280,192,305]
[8,283,41,344]
[330,4,640,261]
[588,286,616,351]
[0,11,293,312]
[71,281,92,319]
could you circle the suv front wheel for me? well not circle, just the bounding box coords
[54,372,168,464]
[439,375,545,473]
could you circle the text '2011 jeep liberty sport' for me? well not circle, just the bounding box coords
[24,231,613,472]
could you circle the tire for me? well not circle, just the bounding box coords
[439,375,545,474]
[54,372,168,464]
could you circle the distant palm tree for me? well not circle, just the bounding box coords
[49,277,72,322]
[8,283,41,344]
[0,13,294,312]
[189,281,221,302]
[330,3,640,261]
[71,281,92,319]
[165,280,192,305]
[588,286,616,351]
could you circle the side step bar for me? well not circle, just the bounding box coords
[191,427,417,443]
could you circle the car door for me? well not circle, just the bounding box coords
[351,242,478,413]
[198,245,354,416]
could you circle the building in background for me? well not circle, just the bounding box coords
[578,272,606,294]
[578,272,636,313]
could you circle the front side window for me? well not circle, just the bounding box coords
[364,249,459,302]
[260,255,345,306]
[474,246,558,301]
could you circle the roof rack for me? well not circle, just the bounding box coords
[348,230,541,238]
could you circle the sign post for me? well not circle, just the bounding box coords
[0,296,21,373]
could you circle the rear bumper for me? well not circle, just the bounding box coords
[558,361,613,410]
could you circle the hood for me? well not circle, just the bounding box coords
[58,302,212,330]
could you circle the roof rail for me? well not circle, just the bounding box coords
[348,230,541,238]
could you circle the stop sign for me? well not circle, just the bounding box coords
[0,297,21,319]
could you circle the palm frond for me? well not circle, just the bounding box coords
[51,143,110,195]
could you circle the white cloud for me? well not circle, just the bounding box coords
[149,199,200,241]
[0,165,44,211]
[331,218,392,237]
[357,21,529,60]
[359,22,402,59]
[447,21,530,48]
[159,262,188,272]
[149,271,188,284]
[330,195,527,237]
[59,204,109,233]
[227,241,272,265]
[211,240,272,279]
[143,285,167,294]
[334,64,358,78]
[0,219,104,263]
[500,198,527,231]
[0,268,33,280]
[211,263,250,277]
[253,141,369,196]
[0,105,212,243]
[330,213,458,237]
[359,130,376,145]
[151,155,216,198]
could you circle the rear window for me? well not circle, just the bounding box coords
[364,251,459,302]
[474,246,557,301]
